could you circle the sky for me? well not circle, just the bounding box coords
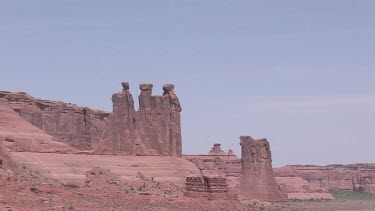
[0,1,374,167]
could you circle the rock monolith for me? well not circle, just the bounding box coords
[93,82,182,156]
[239,136,287,201]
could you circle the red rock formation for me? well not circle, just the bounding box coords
[292,164,375,194]
[94,82,182,156]
[186,177,206,193]
[184,155,241,192]
[0,91,109,150]
[0,98,76,153]
[93,82,141,155]
[239,136,287,201]
[274,166,334,200]
[353,174,375,193]
[185,175,228,198]
[209,144,226,155]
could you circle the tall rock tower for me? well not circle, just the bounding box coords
[94,82,182,156]
[239,136,287,201]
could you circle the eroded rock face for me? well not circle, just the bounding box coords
[184,155,240,192]
[239,136,287,202]
[94,82,182,156]
[0,99,76,154]
[292,164,375,194]
[208,144,226,156]
[274,166,334,200]
[0,91,109,150]
[185,175,231,199]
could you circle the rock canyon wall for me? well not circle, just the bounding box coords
[0,91,109,150]
[0,98,76,153]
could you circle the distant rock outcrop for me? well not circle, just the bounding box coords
[291,164,375,194]
[274,166,334,200]
[208,144,226,156]
[239,136,287,202]
[0,91,109,150]
[93,82,182,156]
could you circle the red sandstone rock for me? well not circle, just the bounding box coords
[208,143,226,155]
[0,91,109,150]
[94,82,182,156]
[291,164,375,194]
[273,166,298,177]
[274,166,334,199]
[0,137,17,171]
[184,155,241,192]
[239,136,287,202]
[0,99,77,153]
[184,175,234,200]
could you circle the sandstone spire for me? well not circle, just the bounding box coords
[94,82,182,156]
[239,136,287,201]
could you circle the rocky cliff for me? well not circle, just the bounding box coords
[0,98,76,153]
[93,82,182,156]
[0,91,109,150]
[273,166,334,200]
[184,154,240,192]
[291,164,375,194]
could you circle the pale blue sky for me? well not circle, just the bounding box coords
[0,1,374,166]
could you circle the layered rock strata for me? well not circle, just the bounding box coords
[291,164,375,194]
[204,176,229,193]
[185,176,230,199]
[184,155,240,192]
[274,166,334,200]
[0,91,109,150]
[186,177,206,193]
[239,136,287,201]
[93,82,182,156]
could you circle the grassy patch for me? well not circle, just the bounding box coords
[331,190,375,200]
[291,198,331,203]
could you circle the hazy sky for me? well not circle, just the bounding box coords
[0,1,374,166]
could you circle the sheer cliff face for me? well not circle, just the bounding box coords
[0,91,109,150]
[93,82,182,156]
[239,136,287,202]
